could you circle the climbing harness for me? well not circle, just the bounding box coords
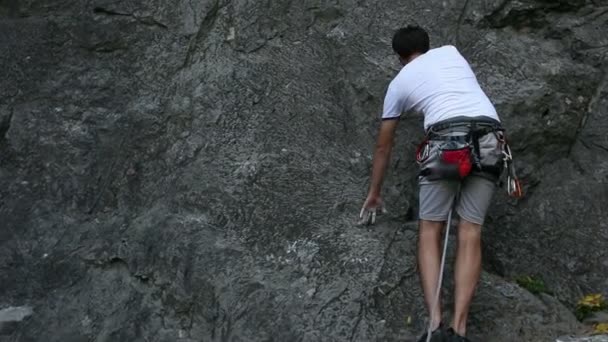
[417,116,523,198]
[417,116,504,182]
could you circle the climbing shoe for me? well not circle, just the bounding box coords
[446,328,472,342]
[417,322,448,342]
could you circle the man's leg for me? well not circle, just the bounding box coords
[418,219,445,329]
[418,180,457,329]
[451,218,481,336]
[451,176,495,336]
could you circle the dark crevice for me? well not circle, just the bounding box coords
[0,107,13,141]
[81,45,127,53]
[587,140,608,153]
[480,0,512,28]
[581,43,608,50]
[93,7,131,16]
[108,256,128,266]
[88,125,131,214]
[182,0,222,69]
[376,226,402,281]
[210,292,220,339]
[316,286,348,316]
[541,108,549,118]
[138,17,169,29]
[2,0,20,17]
[454,0,470,46]
[220,313,233,342]
[86,256,153,285]
[93,7,168,29]
[579,137,608,154]
[482,243,506,277]
[568,68,608,156]
[236,40,268,54]
[349,301,364,342]
[480,0,585,29]
[376,274,408,297]
[574,6,608,27]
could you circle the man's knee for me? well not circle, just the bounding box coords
[419,219,445,239]
[457,219,481,242]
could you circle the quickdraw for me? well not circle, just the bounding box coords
[416,138,430,164]
[502,142,523,198]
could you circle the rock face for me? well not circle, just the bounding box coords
[1,0,607,341]
[558,336,608,342]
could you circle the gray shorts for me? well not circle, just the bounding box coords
[419,176,496,225]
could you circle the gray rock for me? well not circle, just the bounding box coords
[0,306,33,336]
[0,306,32,323]
[1,0,607,341]
[557,336,608,342]
[584,311,608,325]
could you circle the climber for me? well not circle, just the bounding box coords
[359,26,510,342]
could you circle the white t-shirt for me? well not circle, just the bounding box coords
[381,45,499,130]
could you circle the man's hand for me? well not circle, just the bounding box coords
[358,193,387,225]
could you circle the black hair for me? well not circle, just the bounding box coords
[392,26,430,59]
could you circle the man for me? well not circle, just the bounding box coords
[359,26,505,342]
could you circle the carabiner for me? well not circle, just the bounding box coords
[507,176,523,198]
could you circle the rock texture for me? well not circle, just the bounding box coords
[558,336,608,342]
[1,0,607,341]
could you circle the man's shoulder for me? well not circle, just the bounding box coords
[427,44,460,58]
[387,45,463,87]
[388,69,411,91]
[403,45,461,71]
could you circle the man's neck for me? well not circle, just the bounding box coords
[406,52,423,64]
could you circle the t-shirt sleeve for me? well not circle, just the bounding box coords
[380,84,404,120]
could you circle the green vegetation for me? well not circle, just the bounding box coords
[515,275,552,295]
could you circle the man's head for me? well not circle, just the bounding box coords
[392,26,430,65]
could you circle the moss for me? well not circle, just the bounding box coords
[515,275,553,295]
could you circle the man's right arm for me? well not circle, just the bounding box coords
[358,85,405,225]
[367,119,399,197]
[368,83,404,196]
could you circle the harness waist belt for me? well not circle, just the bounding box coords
[426,115,502,136]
